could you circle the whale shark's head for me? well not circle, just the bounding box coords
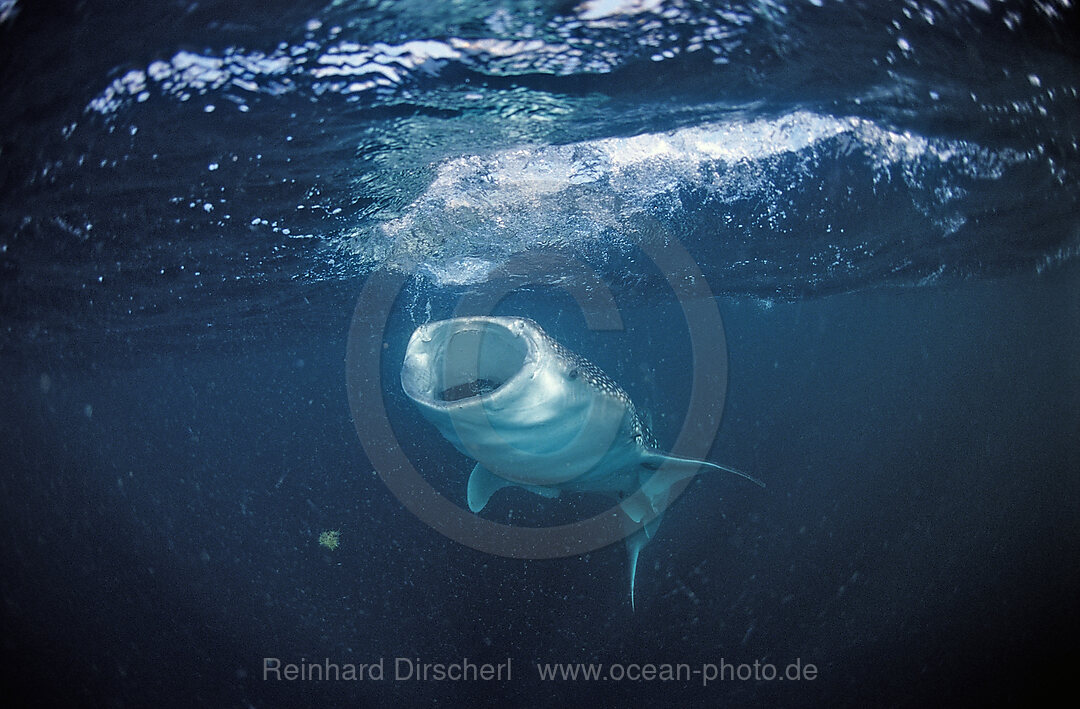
[400,316,634,485]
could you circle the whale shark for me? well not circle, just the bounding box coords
[400,316,763,607]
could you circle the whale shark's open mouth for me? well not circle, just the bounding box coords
[439,378,502,402]
[402,317,535,408]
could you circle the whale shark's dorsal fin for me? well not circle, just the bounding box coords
[467,463,562,513]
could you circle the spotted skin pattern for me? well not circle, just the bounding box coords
[534,323,658,451]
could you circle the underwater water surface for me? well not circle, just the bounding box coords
[1,1,1078,706]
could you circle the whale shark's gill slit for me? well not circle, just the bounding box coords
[439,378,502,402]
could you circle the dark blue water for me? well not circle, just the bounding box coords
[2,1,1078,706]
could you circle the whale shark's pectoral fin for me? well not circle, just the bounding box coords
[467,464,510,513]
[467,463,561,513]
[622,451,764,529]
[641,451,766,489]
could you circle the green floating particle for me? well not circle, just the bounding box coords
[318,530,340,551]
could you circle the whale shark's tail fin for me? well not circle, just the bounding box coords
[625,512,665,611]
[626,527,647,612]
[620,452,765,609]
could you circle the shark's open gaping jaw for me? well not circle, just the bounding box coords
[400,316,536,418]
[400,316,763,608]
[401,316,639,488]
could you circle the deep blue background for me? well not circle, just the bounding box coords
[2,263,1077,707]
[2,1,1079,706]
